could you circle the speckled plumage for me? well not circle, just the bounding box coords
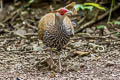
[38,4,76,72]
[38,13,74,50]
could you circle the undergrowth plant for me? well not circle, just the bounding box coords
[107,0,115,24]
[74,2,106,11]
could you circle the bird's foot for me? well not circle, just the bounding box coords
[48,58,63,73]
[48,58,57,70]
[55,65,63,73]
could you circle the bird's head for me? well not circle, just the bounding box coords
[51,2,77,16]
[56,8,73,16]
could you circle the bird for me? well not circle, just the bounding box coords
[38,2,77,72]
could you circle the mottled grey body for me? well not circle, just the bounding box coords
[43,30,70,50]
[43,13,73,51]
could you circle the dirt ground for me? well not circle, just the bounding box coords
[0,2,120,80]
[0,30,120,80]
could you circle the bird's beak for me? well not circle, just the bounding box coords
[66,10,74,16]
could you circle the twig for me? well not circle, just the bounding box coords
[107,0,114,23]
[25,20,37,30]
[3,8,22,23]
[0,22,4,27]
[75,10,99,33]
[75,4,120,33]
[24,33,38,36]
[77,16,87,25]
[10,13,19,22]
[0,0,3,11]
[53,0,56,7]
[75,32,120,40]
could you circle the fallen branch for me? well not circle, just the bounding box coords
[77,16,87,25]
[75,4,120,33]
[75,32,120,40]
[25,20,38,30]
[24,33,38,36]
[3,8,22,23]
[0,22,4,27]
[0,0,3,11]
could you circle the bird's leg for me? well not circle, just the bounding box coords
[57,51,62,72]
[49,48,55,69]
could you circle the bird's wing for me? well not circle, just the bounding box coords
[38,13,55,40]
[63,16,74,34]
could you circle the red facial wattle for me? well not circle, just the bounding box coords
[58,9,67,15]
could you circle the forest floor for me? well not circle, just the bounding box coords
[0,2,120,80]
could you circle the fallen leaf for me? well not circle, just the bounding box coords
[75,51,90,56]
[49,72,56,78]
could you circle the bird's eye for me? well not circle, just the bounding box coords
[61,11,64,14]
[59,10,64,15]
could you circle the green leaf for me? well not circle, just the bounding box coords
[29,0,34,4]
[113,32,120,37]
[113,21,120,25]
[74,4,93,11]
[84,3,106,11]
[21,11,28,15]
[74,4,84,11]
[96,25,105,29]
[84,6,93,11]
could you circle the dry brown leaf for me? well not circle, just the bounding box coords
[49,72,56,78]
[75,51,90,56]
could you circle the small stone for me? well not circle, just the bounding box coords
[14,29,26,38]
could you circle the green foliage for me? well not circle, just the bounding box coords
[96,25,105,29]
[21,11,28,15]
[74,4,82,11]
[113,32,120,37]
[113,21,120,25]
[29,0,34,4]
[84,3,106,11]
[107,0,115,23]
[74,3,106,12]
[74,4,93,11]
[84,6,93,11]
[26,0,35,8]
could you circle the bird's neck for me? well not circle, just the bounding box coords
[55,13,65,24]
[55,13,70,38]
[55,13,66,32]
